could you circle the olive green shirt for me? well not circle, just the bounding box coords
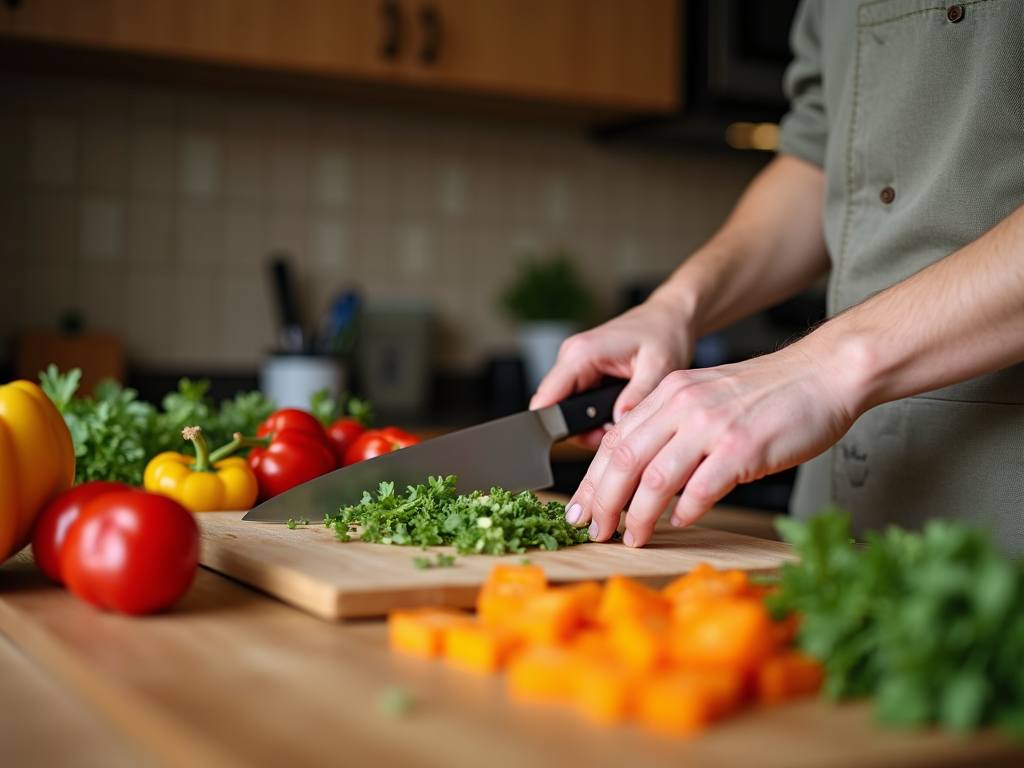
[778,0,1024,552]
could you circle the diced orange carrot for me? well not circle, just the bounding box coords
[670,598,777,672]
[756,650,824,704]
[597,575,670,625]
[607,612,670,673]
[663,563,752,608]
[444,622,520,675]
[387,607,474,659]
[515,581,602,645]
[506,645,578,706]
[477,564,548,629]
[637,668,746,737]
[568,627,616,660]
[571,656,639,725]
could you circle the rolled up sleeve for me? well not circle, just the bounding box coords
[778,0,828,168]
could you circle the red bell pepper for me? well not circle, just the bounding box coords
[246,408,338,502]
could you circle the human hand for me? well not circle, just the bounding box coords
[529,296,695,448]
[565,341,859,547]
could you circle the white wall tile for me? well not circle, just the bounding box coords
[80,196,124,264]
[172,271,219,365]
[266,210,306,263]
[176,203,224,268]
[0,189,27,263]
[312,149,350,207]
[29,117,78,187]
[268,140,307,205]
[27,190,78,265]
[80,116,129,192]
[179,132,222,198]
[438,163,468,219]
[22,265,75,329]
[0,113,29,189]
[125,267,173,364]
[224,204,266,267]
[396,225,432,278]
[221,273,274,365]
[127,197,174,266]
[225,133,265,202]
[130,126,176,194]
[77,265,126,332]
[310,218,349,269]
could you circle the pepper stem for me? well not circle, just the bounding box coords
[183,426,212,472]
[207,432,272,465]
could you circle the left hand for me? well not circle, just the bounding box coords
[567,341,859,548]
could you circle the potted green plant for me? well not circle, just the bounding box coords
[500,250,595,394]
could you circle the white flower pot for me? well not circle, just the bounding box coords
[519,320,578,396]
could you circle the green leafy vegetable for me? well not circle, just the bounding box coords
[309,387,374,428]
[326,475,589,555]
[769,508,1024,736]
[286,518,309,530]
[39,365,275,486]
[412,553,457,569]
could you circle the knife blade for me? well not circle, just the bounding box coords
[241,380,626,523]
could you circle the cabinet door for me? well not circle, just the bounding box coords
[3,0,392,77]
[406,0,680,111]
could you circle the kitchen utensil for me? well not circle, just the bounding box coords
[242,380,626,523]
[200,511,798,620]
[269,256,305,354]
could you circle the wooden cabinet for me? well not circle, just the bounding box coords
[0,0,680,112]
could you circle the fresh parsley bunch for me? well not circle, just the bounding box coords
[326,475,590,554]
[769,508,1024,736]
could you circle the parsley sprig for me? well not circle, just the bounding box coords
[326,475,589,554]
[769,508,1024,736]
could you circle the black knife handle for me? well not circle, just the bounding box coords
[556,379,627,437]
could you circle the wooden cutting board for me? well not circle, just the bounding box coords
[196,509,798,620]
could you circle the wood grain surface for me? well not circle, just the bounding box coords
[196,510,798,620]
[1,554,1019,768]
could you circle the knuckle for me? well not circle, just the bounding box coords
[600,427,621,452]
[610,442,640,474]
[640,463,670,492]
[662,369,691,390]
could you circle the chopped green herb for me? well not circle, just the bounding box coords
[286,519,297,530]
[411,553,457,570]
[519,558,532,566]
[412,556,432,570]
[769,508,1024,737]
[286,517,310,530]
[327,475,589,555]
[436,553,456,568]
[375,686,415,718]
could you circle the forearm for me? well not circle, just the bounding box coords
[804,203,1024,416]
[651,154,830,337]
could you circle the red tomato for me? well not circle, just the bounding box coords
[342,427,422,466]
[257,408,335,465]
[325,417,367,466]
[31,481,129,584]
[60,490,199,615]
[248,429,337,503]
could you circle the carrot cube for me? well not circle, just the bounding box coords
[477,564,548,629]
[637,668,746,737]
[756,650,824,704]
[444,622,520,675]
[506,645,578,706]
[571,656,638,725]
[663,563,753,615]
[387,607,474,659]
[597,575,670,625]
[608,613,670,673]
[517,581,602,645]
[670,598,777,672]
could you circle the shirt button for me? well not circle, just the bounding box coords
[947,5,965,22]
[880,186,895,204]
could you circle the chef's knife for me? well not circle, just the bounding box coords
[242,379,626,522]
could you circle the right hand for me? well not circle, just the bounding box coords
[529,295,696,448]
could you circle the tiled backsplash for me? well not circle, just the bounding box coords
[0,73,765,373]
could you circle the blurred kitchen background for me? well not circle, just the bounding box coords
[0,0,821,508]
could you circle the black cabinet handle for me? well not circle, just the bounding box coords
[380,1,401,61]
[419,5,440,65]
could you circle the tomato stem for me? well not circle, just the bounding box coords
[207,432,271,465]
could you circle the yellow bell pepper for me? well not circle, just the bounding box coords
[144,426,258,512]
[0,380,76,561]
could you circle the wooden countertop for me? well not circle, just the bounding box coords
[1,506,1020,768]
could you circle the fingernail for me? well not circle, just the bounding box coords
[623,530,635,547]
[588,520,598,540]
[565,503,583,525]
[669,516,682,528]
